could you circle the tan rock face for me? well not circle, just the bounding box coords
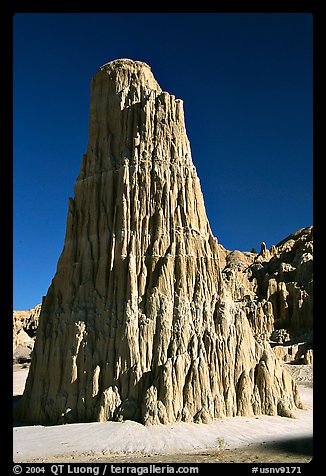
[219,228,313,363]
[15,59,302,425]
[249,227,313,336]
[13,304,42,363]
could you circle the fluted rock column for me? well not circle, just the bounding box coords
[16,59,302,425]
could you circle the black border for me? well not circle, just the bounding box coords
[4,2,322,474]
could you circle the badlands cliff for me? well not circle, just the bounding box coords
[221,227,313,340]
[16,59,303,425]
[13,304,42,363]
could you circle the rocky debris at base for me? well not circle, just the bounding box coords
[283,363,313,386]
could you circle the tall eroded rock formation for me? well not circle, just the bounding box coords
[16,59,302,425]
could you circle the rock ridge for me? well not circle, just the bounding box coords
[219,226,313,363]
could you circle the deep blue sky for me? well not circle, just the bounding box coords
[13,13,313,310]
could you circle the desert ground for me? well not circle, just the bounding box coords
[13,364,313,464]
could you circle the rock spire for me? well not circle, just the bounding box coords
[16,59,302,425]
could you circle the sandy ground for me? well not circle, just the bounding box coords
[13,364,313,464]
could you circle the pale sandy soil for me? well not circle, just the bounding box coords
[13,364,313,464]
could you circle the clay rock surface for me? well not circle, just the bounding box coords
[221,228,313,337]
[250,227,313,335]
[219,227,313,362]
[13,304,42,363]
[16,59,302,426]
